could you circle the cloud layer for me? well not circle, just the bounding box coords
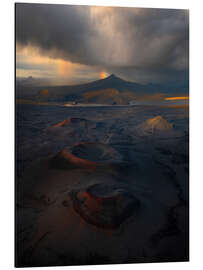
[16,3,189,83]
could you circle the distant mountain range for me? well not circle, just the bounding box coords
[16,74,189,105]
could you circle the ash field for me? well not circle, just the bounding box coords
[16,102,189,267]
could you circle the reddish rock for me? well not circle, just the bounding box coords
[71,184,139,229]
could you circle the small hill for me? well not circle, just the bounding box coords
[145,116,173,131]
[136,116,174,136]
[82,88,128,105]
[40,89,49,97]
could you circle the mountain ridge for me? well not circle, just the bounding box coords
[16,74,189,104]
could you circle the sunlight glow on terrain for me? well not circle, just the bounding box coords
[164,96,189,101]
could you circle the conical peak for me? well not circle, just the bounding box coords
[105,74,121,80]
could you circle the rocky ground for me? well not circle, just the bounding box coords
[16,104,189,267]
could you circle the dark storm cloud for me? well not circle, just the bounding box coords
[16,3,189,83]
[16,4,96,64]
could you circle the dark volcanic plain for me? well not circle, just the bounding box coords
[16,75,189,267]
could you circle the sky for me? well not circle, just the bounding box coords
[16,3,189,85]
